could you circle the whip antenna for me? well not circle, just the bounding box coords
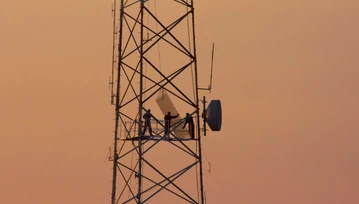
[199,43,215,92]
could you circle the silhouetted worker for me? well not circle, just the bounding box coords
[143,109,153,136]
[183,113,195,139]
[164,112,179,138]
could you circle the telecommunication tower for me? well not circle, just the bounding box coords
[108,1,222,203]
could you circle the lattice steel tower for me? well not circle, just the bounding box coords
[108,1,221,203]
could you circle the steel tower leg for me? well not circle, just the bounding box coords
[137,0,145,203]
[111,0,125,204]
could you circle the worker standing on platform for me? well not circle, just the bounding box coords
[143,109,153,136]
[183,113,195,139]
[164,112,179,138]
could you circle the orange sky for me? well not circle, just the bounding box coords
[1,0,359,203]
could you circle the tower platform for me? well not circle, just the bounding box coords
[119,135,197,141]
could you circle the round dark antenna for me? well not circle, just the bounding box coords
[205,100,222,131]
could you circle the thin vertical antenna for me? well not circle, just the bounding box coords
[209,43,215,93]
[198,43,216,93]
[110,0,117,104]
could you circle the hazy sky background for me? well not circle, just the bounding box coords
[1,0,359,203]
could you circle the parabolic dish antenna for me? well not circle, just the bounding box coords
[205,100,222,131]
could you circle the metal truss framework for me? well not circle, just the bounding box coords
[109,0,204,204]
